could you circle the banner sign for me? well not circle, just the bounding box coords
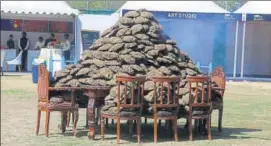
[22,20,49,32]
[1,19,22,31]
[81,29,100,51]
[122,9,242,21]
[246,14,271,21]
[49,21,73,33]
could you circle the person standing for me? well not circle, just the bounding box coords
[44,33,56,48]
[34,36,45,50]
[6,34,15,49]
[62,33,71,61]
[18,32,29,71]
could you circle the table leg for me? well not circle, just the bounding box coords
[87,98,96,139]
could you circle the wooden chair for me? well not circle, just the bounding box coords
[36,64,79,137]
[144,76,181,143]
[100,75,146,144]
[211,66,226,132]
[186,76,212,141]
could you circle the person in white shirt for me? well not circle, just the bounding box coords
[34,36,45,50]
[62,33,71,62]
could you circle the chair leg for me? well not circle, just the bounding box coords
[188,118,193,141]
[158,120,162,127]
[36,110,41,135]
[144,117,147,124]
[128,120,133,139]
[117,117,121,144]
[184,119,188,130]
[154,116,158,143]
[207,116,212,140]
[111,119,114,124]
[101,117,105,140]
[218,108,223,132]
[67,111,70,127]
[105,118,108,128]
[172,119,178,142]
[72,111,75,125]
[194,119,198,134]
[85,109,88,128]
[95,107,101,126]
[73,111,79,137]
[137,119,141,143]
[60,112,67,134]
[45,111,50,137]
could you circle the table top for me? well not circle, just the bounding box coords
[48,86,112,91]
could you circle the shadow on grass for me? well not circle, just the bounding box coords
[74,123,266,143]
[44,123,267,144]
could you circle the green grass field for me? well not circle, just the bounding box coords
[1,75,271,146]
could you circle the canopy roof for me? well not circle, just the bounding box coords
[78,13,119,32]
[120,1,229,13]
[1,1,79,15]
[234,1,271,14]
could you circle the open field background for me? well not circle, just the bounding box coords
[1,75,271,146]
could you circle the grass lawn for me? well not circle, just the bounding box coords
[1,75,271,146]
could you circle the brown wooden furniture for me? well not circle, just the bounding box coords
[186,76,212,141]
[211,66,226,132]
[58,86,110,139]
[143,76,181,143]
[36,64,79,137]
[100,76,146,144]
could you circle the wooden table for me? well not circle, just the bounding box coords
[53,86,111,139]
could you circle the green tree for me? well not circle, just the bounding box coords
[67,0,125,10]
[214,1,247,12]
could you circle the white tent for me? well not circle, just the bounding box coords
[75,13,119,61]
[1,1,79,72]
[235,1,271,14]
[234,1,271,78]
[1,1,79,15]
[119,1,228,14]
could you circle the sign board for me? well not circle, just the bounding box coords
[81,29,100,51]
[23,20,48,32]
[1,19,22,31]
[49,21,73,33]
[246,14,271,21]
[122,9,242,21]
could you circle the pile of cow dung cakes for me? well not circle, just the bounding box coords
[52,9,202,113]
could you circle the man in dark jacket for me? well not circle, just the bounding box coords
[18,32,29,71]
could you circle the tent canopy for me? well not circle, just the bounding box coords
[234,1,271,14]
[120,1,229,13]
[78,13,119,31]
[1,1,79,15]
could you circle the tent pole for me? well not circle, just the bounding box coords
[240,21,247,78]
[74,15,77,63]
[233,21,239,78]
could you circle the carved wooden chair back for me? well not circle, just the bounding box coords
[116,75,146,115]
[187,76,212,113]
[38,64,49,103]
[152,76,181,115]
[211,66,226,97]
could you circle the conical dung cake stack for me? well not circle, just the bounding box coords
[52,9,201,112]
